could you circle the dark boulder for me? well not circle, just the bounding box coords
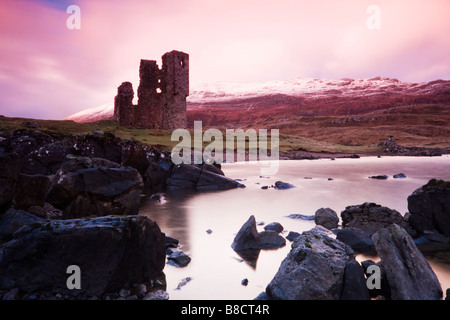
[231,215,260,252]
[46,156,143,219]
[167,164,245,191]
[0,215,166,298]
[6,129,70,175]
[340,259,370,300]
[167,251,191,267]
[335,227,374,253]
[274,181,295,189]
[258,230,286,249]
[407,179,450,238]
[341,202,411,236]
[266,226,355,300]
[369,175,389,180]
[314,207,339,230]
[13,173,51,210]
[372,224,443,300]
[264,222,284,233]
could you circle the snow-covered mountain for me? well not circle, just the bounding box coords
[65,77,450,123]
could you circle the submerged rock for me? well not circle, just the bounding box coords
[167,163,245,191]
[274,181,295,189]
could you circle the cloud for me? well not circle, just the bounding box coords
[0,0,449,119]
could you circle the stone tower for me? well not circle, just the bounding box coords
[114,50,189,130]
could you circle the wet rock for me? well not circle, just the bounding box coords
[46,156,143,219]
[264,222,283,233]
[266,227,355,300]
[369,175,389,180]
[314,207,339,230]
[335,227,374,253]
[241,278,249,286]
[167,251,191,267]
[274,181,295,189]
[0,215,166,298]
[372,224,443,300]
[285,213,315,221]
[231,215,260,252]
[165,236,179,249]
[167,163,245,191]
[341,202,410,236]
[258,230,286,249]
[393,173,406,178]
[407,179,450,238]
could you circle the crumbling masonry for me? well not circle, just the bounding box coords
[114,50,189,130]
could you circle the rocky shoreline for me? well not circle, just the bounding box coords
[231,179,450,300]
[0,128,449,300]
[0,128,242,300]
[280,136,449,160]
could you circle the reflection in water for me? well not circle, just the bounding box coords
[234,249,261,269]
[140,156,450,300]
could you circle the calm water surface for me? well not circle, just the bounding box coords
[140,155,450,300]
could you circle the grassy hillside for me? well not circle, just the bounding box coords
[1,104,449,156]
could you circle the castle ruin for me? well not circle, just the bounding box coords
[114,50,189,130]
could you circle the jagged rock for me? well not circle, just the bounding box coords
[13,173,51,210]
[231,215,260,252]
[0,215,166,298]
[46,156,143,219]
[314,207,339,230]
[407,179,450,238]
[393,173,406,178]
[266,227,355,300]
[372,224,443,300]
[341,202,411,236]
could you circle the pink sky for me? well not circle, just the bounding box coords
[0,0,449,120]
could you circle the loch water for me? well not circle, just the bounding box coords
[140,155,450,300]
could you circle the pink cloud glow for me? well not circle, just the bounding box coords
[0,0,449,119]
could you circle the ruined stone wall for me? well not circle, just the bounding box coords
[113,50,189,130]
